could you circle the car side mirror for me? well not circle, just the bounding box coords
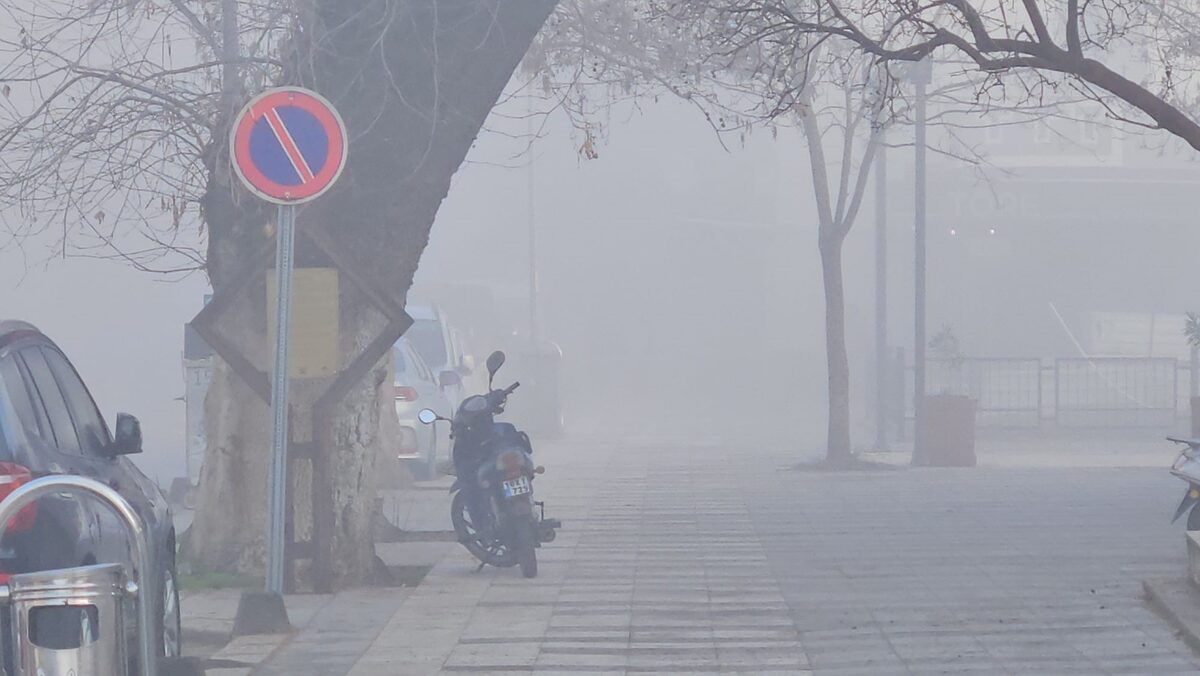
[458,354,476,376]
[109,413,143,456]
[439,370,462,388]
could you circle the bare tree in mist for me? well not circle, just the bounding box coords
[741,0,1200,151]
[0,0,286,272]
[533,2,1015,466]
[0,0,557,588]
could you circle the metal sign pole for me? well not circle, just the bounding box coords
[267,204,296,595]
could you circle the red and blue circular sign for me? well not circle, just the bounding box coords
[230,87,348,205]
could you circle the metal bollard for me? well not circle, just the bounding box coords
[0,476,157,676]
[3,563,130,675]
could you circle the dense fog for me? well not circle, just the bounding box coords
[4,75,1200,483]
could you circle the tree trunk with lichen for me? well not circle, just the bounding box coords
[183,0,558,589]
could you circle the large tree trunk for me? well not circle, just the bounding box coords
[820,232,852,468]
[184,0,558,588]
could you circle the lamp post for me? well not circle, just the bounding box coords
[911,57,932,465]
[875,137,888,452]
[527,96,540,343]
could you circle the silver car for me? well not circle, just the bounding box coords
[393,338,452,480]
[405,305,476,410]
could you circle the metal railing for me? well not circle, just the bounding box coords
[898,355,1190,430]
[1055,357,1179,428]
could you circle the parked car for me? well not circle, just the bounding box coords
[405,305,475,409]
[0,320,179,668]
[393,338,453,480]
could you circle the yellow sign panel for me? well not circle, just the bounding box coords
[267,267,339,378]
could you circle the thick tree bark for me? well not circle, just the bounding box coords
[185,0,558,588]
[820,232,852,468]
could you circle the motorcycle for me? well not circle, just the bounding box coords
[1168,436,1200,529]
[418,350,560,578]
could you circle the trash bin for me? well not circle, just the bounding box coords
[3,563,131,676]
[506,340,564,437]
[1191,396,1200,437]
[918,394,977,467]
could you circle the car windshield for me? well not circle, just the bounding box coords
[406,319,447,369]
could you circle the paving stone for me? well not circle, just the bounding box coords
[245,442,1200,675]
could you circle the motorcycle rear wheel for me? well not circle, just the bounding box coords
[451,491,517,567]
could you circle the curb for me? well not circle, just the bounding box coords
[1144,577,1200,656]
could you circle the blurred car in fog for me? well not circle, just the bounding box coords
[393,338,452,480]
[405,305,475,409]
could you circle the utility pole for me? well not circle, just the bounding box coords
[527,96,540,343]
[911,57,932,465]
[874,137,888,452]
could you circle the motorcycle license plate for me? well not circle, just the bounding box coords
[502,476,531,498]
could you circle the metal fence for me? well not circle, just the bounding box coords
[923,358,1043,427]
[1054,357,1179,428]
[900,356,1189,430]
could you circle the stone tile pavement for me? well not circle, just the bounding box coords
[250,439,1200,674]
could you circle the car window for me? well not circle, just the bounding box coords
[407,344,434,383]
[10,354,54,447]
[0,356,37,460]
[0,355,45,445]
[42,348,111,456]
[407,319,448,369]
[18,347,81,454]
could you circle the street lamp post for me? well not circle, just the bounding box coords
[875,138,888,452]
[527,97,540,343]
[911,57,932,465]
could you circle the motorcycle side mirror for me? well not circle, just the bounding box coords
[417,409,438,425]
[486,350,506,387]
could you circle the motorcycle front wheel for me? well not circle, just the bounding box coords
[451,491,517,568]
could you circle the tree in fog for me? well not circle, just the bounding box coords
[536,3,992,465]
[745,0,1200,150]
[0,0,556,587]
[539,0,1199,464]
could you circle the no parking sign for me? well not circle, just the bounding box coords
[231,87,348,204]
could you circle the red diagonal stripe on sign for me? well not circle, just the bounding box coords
[263,107,316,184]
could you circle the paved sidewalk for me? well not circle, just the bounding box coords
[251,440,1200,674]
